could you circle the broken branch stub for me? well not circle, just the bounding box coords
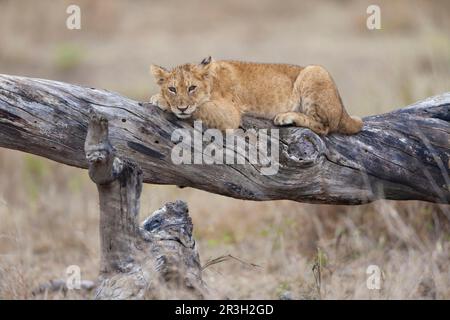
[0,74,448,204]
[85,111,206,299]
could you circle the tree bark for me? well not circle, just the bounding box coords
[85,111,206,299]
[0,74,449,204]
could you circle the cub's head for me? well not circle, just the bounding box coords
[150,56,214,119]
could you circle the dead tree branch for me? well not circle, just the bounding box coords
[85,111,206,299]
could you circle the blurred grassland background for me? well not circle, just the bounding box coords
[0,0,449,299]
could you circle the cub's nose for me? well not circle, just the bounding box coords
[177,106,188,112]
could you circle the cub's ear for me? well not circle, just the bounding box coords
[200,56,212,66]
[150,64,169,85]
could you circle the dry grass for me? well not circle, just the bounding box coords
[0,0,449,299]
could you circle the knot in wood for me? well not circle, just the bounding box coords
[281,128,325,167]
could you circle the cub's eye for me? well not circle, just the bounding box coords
[168,87,177,94]
[188,85,197,93]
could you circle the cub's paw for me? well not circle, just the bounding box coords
[150,93,168,110]
[274,113,297,126]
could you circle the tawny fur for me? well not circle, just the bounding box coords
[150,57,363,135]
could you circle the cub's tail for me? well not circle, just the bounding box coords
[337,110,363,135]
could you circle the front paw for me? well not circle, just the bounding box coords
[150,94,168,111]
[274,113,296,126]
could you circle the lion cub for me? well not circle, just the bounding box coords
[150,57,362,135]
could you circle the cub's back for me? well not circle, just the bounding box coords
[213,60,304,114]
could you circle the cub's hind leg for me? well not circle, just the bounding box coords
[273,65,335,135]
[274,111,329,135]
[293,65,362,135]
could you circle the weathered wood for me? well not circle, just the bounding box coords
[85,112,206,299]
[0,74,449,204]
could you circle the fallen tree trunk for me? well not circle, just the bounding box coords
[0,74,449,204]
